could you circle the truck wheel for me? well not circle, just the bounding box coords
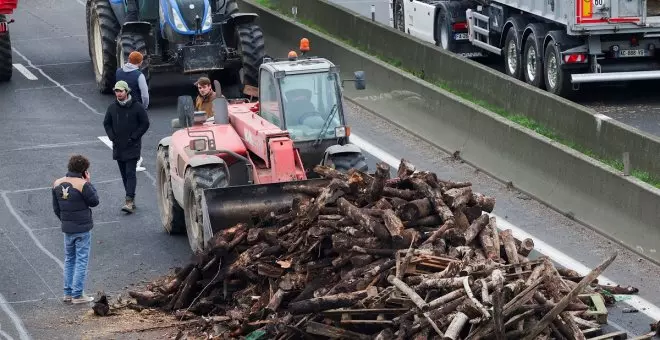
[88,0,120,93]
[183,165,229,253]
[326,153,369,173]
[522,34,544,88]
[236,23,265,87]
[543,42,572,97]
[177,95,195,127]
[435,9,456,52]
[116,31,150,82]
[503,28,523,80]
[0,15,12,82]
[393,0,405,33]
[156,146,185,234]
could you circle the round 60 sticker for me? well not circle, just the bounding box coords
[593,0,604,8]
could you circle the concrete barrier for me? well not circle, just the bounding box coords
[238,0,660,264]
[257,0,660,186]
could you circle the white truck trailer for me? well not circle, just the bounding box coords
[391,0,660,96]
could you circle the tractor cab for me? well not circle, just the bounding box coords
[249,38,369,176]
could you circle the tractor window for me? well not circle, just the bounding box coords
[259,70,283,127]
[279,71,342,142]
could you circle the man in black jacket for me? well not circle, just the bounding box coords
[103,80,150,213]
[52,155,100,304]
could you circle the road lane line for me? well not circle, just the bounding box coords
[0,329,15,340]
[0,291,31,340]
[10,47,103,115]
[0,192,64,270]
[98,136,147,172]
[12,64,37,80]
[31,220,119,231]
[349,133,660,321]
[6,178,123,194]
[6,140,101,152]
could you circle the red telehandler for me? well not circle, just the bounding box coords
[0,0,16,81]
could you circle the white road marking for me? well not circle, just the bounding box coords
[31,221,119,231]
[350,133,660,321]
[14,82,96,92]
[33,61,90,67]
[7,140,101,152]
[0,192,64,270]
[97,136,146,172]
[6,178,123,194]
[11,48,103,115]
[0,289,31,340]
[12,64,37,80]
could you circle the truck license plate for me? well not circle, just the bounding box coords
[454,33,468,40]
[618,49,648,57]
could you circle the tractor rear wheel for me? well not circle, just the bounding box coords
[116,31,150,82]
[88,0,120,93]
[0,15,12,82]
[183,165,229,253]
[156,146,185,234]
[326,152,369,173]
[236,23,265,88]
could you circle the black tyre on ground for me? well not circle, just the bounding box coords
[177,95,195,127]
[0,15,12,82]
[183,165,229,253]
[503,28,523,80]
[156,146,185,234]
[88,0,120,93]
[116,31,150,82]
[326,152,369,173]
[522,33,544,88]
[435,9,457,52]
[393,0,405,33]
[543,41,573,97]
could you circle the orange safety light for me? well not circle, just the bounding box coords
[288,50,298,60]
[299,38,310,52]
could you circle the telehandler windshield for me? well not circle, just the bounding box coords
[279,71,344,142]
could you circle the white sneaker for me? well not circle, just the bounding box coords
[71,295,94,304]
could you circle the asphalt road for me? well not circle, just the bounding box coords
[0,0,658,339]
[327,0,660,138]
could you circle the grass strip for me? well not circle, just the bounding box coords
[253,0,660,188]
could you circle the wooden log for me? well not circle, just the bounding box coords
[306,320,371,340]
[387,275,428,311]
[399,198,434,221]
[287,290,368,315]
[404,214,442,228]
[337,197,391,242]
[257,263,284,278]
[282,183,324,196]
[443,187,473,209]
[520,253,617,340]
[415,277,473,291]
[172,267,201,310]
[368,162,390,202]
[492,285,506,340]
[421,219,454,246]
[469,192,495,212]
[382,209,405,242]
[478,224,498,259]
[388,197,410,210]
[410,178,454,222]
[515,238,535,257]
[397,159,415,179]
[490,217,501,260]
[500,229,520,272]
[443,312,469,340]
[298,179,349,228]
[374,197,394,210]
[383,187,417,201]
[447,214,489,246]
[313,165,349,180]
[265,288,286,313]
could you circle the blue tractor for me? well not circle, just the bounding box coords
[85,0,265,97]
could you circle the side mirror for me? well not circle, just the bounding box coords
[354,71,366,90]
[171,118,181,129]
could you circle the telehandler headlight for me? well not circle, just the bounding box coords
[335,126,350,138]
[190,138,207,151]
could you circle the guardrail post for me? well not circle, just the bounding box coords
[623,152,630,176]
[291,6,297,19]
[371,5,376,22]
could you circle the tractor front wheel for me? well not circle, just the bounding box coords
[116,31,150,81]
[0,15,13,82]
[183,165,229,254]
[88,0,120,93]
[156,146,185,234]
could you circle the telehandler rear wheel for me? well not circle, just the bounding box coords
[156,146,185,234]
[88,0,120,93]
[0,15,13,82]
[183,165,229,253]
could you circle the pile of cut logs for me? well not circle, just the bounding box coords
[128,160,630,339]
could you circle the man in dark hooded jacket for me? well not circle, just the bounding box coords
[103,80,150,213]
